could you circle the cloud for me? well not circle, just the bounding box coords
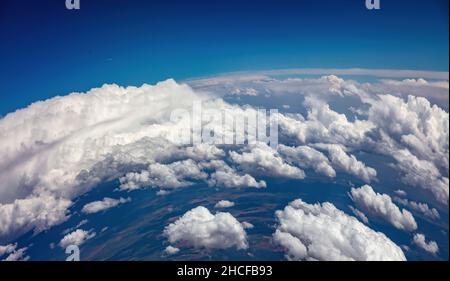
[241,222,254,229]
[202,159,267,189]
[0,243,16,256]
[164,245,180,255]
[164,206,248,250]
[413,233,439,255]
[81,197,131,214]
[394,189,407,197]
[273,199,406,261]
[366,94,449,205]
[371,79,449,107]
[276,98,374,146]
[244,68,449,80]
[278,145,336,178]
[0,73,447,252]
[214,200,235,209]
[59,229,96,248]
[119,160,208,191]
[2,246,29,261]
[0,196,71,244]
[208,170,267,189]
[350,185,417,231]
[316,144,377,183]
[349,206,369,224]
[393,197,440,221]
[229,142,305,179]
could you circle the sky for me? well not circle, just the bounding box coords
[0,0,448,115]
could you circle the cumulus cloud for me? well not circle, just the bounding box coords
[394,189,407,197]
[2,246,29,261]
[202,160,267,189]
[0,196,71,244]
[229,142,305,179]
[366,94,449,205]
[164,206,248,250]
[214,200,235,209]
[393,197,440,221]
[119,160,208,191]
[59,229,96,248]
[413,233,439,255]
[316,144,377,183]
[279,145,336,178]
[350,185,417,231]
[0,243,17,256]
[273,199,406,261]
[0,72,448,252]
[241,222,254,229]
[81,197,131,214]
[277,97,374,146]
[164,245,180,255]
[371,79,449,108]
[349,206,369,224]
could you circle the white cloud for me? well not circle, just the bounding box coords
[244,68,448,80]
[2,246,29,261]
[0,196,71,244]
[394,189,407,197]
[371,79,449,106]
[349,205,369,224]
[393,197,440,221]
[81,197,131,214]
[350,185,417,231]
[279,145,336,178]
[316,144,377,183]
[164,206,248,250]
[208,170,267,189]
[241,222,254,229]
[230,142,305,179]
[276,98,374,147]
[273,199,406,261]
[214,200,235,209]
[119,160,208,191]
[0,72,448,251]
[413,233,439,254]
[59,229,96,248]
[366,94,449,205]
[164,245,180,255]
[0,243,16,256]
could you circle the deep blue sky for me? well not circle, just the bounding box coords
[0,0,448,115]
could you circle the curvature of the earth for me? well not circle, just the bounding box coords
[0,70,448,261]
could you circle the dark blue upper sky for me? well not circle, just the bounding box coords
[0,0,448,115]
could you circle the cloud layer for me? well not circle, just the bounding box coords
[0,72,447,261]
